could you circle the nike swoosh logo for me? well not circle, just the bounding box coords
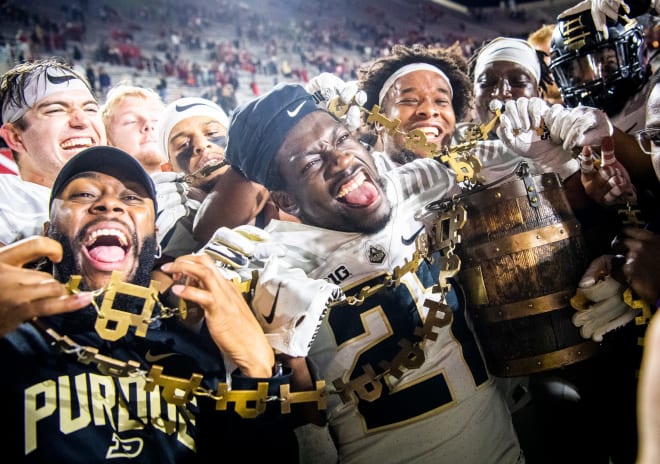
[205,243,249,268]
[287,101,306,118]
[401,225,425,246]
[145,350,179,362]
[263,283,282,324]
[176,102,209,112]
[46,73,78,85]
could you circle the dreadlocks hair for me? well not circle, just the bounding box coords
[535,49,556,96]
[357,43,474,123]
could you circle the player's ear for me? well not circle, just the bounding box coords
[270,190,300,217]
[0,124,27,153]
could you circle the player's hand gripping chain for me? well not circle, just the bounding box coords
[33,270,327,418]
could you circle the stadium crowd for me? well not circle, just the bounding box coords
[1,0,660,463]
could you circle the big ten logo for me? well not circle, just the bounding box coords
[327,265,351,286]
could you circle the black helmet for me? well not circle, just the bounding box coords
[550,11,648,116]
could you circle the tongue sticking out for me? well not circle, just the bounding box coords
[342,181,379,206]
[88,246,126,263]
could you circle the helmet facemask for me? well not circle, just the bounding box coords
[550,12,648,116]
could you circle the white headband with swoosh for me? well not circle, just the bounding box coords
[473,37,541,84]
[378,63,454,105]
[157,97,230,158]
[1,67,90,124]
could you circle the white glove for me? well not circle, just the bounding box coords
[543,104,613,151]
[496,98,578,179]
[200,225,287,281]
[557,0,630,39]
[252,257,345,356]
[498,97,547,133]
[571,255,638,342]
[151,171,199,245]
[305,72,367,131]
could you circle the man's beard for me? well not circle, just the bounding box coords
[393,149,418,165]
[356,205,391,235]
[137,148,166,173]
[305,174,392,235]
[348,172,391,234]
[48,230,157,291]
[44,224,158,330]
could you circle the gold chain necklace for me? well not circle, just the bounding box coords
[33,271,327,419]
[325,95,503,188]
[328,204,466,403]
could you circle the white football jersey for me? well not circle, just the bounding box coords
[266,158,522,463]
[0,174,49,245]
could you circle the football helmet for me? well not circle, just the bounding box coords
[550,10,648,116]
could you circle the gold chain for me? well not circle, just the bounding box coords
[51,94,482,411]
[617,201,646,227]
[47,96,483,414]
[331,283,454,403]
[35,272,327,418]
[327,97,502,187]
[328,203,465,403]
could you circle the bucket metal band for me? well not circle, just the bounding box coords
[491,341,600,377]
[470,289,575,322]
[462,218,582,262]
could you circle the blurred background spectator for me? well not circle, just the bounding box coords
[0,0,612,109]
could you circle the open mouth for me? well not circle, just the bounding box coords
[83,228,130,268]
[188,157,229,182]
[417,126,440,138]
[408,126,442,144]
[335,171,379,207]
[200,157,226,174]
[61,137,96,151]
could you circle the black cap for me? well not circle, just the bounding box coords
[226,83,319,189]
[50,146,158,212]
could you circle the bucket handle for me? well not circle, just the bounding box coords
[421,160,535,215]
[516,162,541,208]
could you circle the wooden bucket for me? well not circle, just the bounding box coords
[456,170,600,377]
